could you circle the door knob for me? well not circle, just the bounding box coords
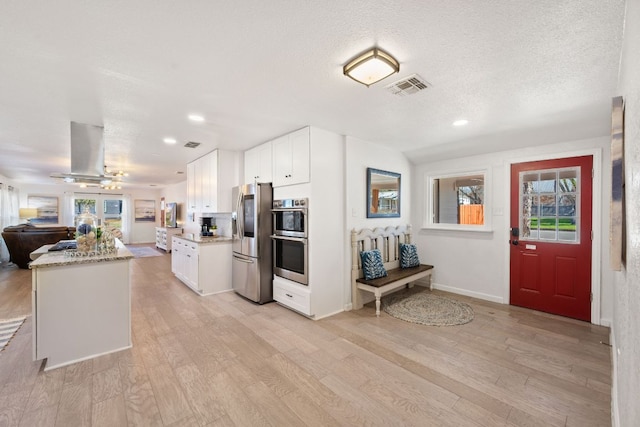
[510,240,519,246]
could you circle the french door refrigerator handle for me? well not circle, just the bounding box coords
[236,190,244,239]
[233,254,254,263]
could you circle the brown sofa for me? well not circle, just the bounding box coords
[2,224,75,269]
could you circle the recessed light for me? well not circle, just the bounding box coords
[163,137,177,144]
[453,119,469,127]
[188,114,205,122]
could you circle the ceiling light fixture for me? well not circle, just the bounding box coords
[343,47,400,87]
[188,114,205,122]
[453,119,469,127]
[163,137,177,144]
[101,184,122,190]
[104,167,128,177]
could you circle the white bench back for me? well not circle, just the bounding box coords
[351,225,412,279]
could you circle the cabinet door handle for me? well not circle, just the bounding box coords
[286,293,293,298]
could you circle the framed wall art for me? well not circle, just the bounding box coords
[134,199,156,222]
[27,195,59,224]
[610,95,626,270]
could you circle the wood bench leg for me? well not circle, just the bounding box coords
[375,290,382,316]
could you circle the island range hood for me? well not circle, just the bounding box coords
[50,122,115,185]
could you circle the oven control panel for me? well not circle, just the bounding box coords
[273,198,308,208]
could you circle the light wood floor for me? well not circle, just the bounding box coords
[0,249,612,426]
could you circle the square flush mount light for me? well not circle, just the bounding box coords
[343,47,400,87]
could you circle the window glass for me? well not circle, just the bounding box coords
[426,171,489,230]
[520,167,579,243]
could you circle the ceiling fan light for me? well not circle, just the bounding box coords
[344,47,400,87]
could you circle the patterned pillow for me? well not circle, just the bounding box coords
[400,243,420,268]
[360,249,388,280]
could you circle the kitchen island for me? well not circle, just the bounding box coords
[29,244,134,371]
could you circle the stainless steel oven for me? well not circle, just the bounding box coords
[272,235,308,285]
[272,198,307,238]
[272,198,308,285]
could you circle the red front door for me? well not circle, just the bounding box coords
[509,156,593,321]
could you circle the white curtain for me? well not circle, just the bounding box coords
[121,194,132,244]
[62,191,75,226]
[0,183,7,263]
[0,183,20,263]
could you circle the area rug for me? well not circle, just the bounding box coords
[381,291,474,326]
[0,316,26,353]
[126,246,165,258]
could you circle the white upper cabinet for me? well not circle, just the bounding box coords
[187,161,197,210]
[200,150,216,211]
[244,141,273,184]
[187,149,239,213]
[272,127,310,187]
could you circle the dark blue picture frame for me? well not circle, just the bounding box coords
[367,167,401,218]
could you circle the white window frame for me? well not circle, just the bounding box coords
[423,168,492,232]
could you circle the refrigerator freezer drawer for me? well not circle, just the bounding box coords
[232,253,260,302]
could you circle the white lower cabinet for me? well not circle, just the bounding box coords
[273,276,311,316]
[171,236,232,296]
[156,227,182,252]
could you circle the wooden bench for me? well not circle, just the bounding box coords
[351,225,434,316]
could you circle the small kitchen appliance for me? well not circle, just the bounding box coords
[200,216,215,236]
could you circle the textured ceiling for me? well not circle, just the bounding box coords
[0,0,626,188]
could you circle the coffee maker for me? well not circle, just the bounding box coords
[200,216,215,236]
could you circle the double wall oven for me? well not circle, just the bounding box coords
[271,198,308,285]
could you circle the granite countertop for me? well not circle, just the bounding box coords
[29,247,133,269]
[175,234,233,244]
[30,243,134,269]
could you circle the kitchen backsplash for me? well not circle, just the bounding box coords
[204,212,232,237]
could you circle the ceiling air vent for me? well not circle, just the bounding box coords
[385,74,431,96]
[184,141,201,148]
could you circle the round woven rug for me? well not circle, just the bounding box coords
[381,291,474,326]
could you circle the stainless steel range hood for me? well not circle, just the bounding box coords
[51,122,113,185]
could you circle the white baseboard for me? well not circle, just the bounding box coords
[610,324,619,427]
[599,317,612,328]
[431,282,504,304]
[344,303,353,311]
[314,308,345,320]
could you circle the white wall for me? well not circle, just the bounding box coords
[411,136,613,324]
[17,182,161,244]
[344,136,413,306]
[612,0,640,425]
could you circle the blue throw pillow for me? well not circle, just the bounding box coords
[360,249,387,280]
[400,243,420,268]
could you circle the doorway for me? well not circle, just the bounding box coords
[74,193,124,236]
[509,156,593,321]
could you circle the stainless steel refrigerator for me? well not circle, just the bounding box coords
[231,183,273,303]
